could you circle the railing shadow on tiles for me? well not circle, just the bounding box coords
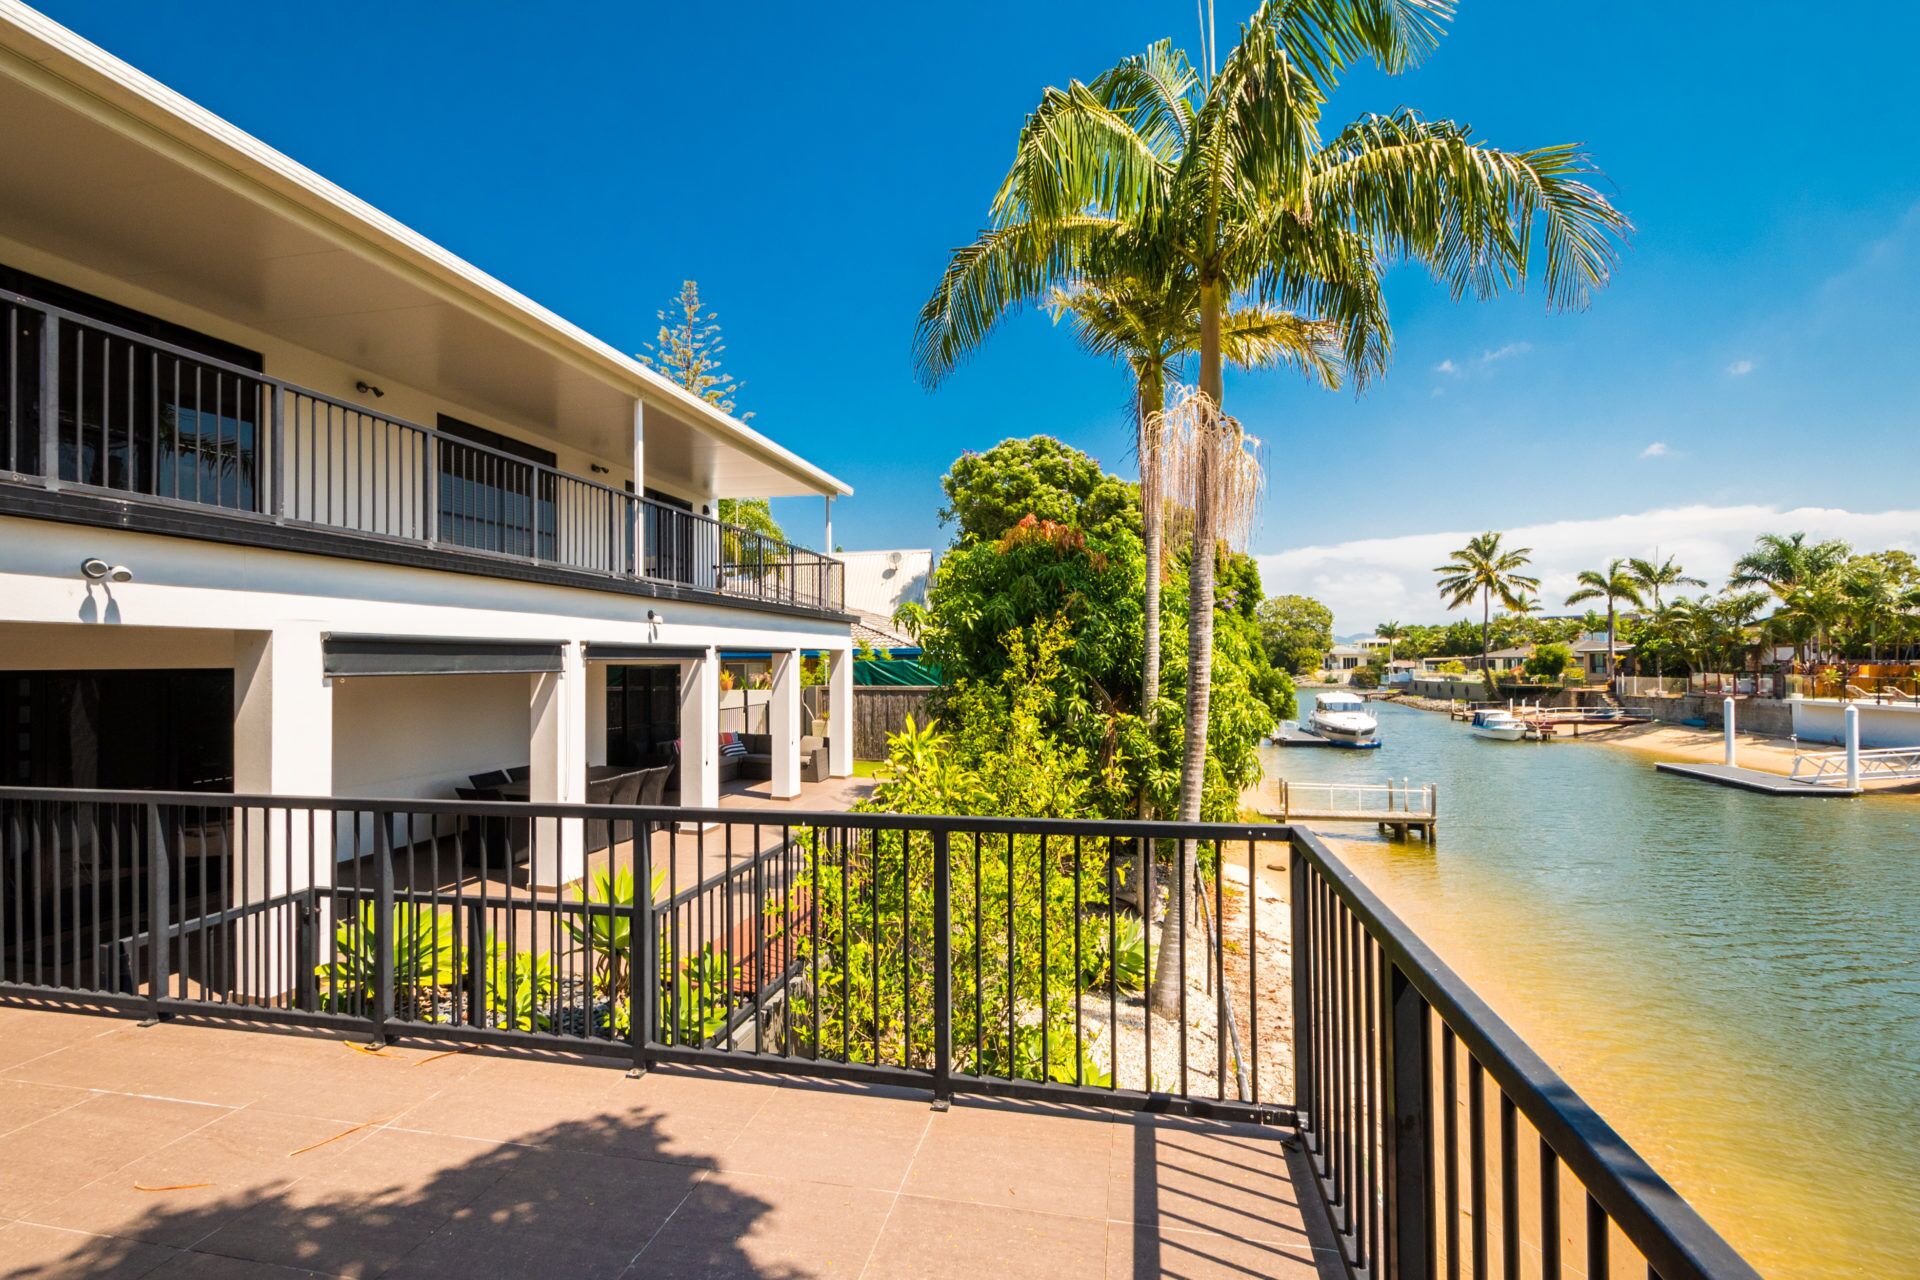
[0,786,1759,1280]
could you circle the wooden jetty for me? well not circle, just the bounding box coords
[1264,780,1438,842]
[1655,762,1859,797]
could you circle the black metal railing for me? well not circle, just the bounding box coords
[0,289,843,612]
[0,787,1760,1280]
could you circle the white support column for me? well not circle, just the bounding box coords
[824,495,833,554]
[1845,704,1861,791]
[585,660,609,768]
[630,399,647,577]
[828,647,854,778]
[769,648,803,800]
[1723,697,1737,766]
[529,641,589,887]
[678,649,720,823]
[232,624,334,998]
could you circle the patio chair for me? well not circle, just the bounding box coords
[455,785,505,866]
[636,764,673,807]
[611,768,649,808]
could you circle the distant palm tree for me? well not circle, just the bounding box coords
[1435,533,1540,672]
[1842,557,1920,661]
[1626,554,1705,610]
[1564,558,1644,678]
[1728,533,1851,600]
[1373,620,1405,666]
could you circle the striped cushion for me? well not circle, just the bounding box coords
[719,734,748,758]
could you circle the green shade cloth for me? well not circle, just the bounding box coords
[854,658,942,687]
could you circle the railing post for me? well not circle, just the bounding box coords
[39,311,59,489]
[1289,835,1312,1137]
[142,804,169,1025]
[1381,960,1434,1280]
[270,383,287,521]
[424,426,439,548]
[931,827,953,1110]
[629,817,653,1077]
[465,901,486,1028]
[370,817,394,1046]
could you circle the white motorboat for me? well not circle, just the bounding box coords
[1308,691,1379,745]
[1468,708,1527,741]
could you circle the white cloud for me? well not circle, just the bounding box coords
[1479,341,1532,365]
[1639,441,1670,458]
[1726,359,1756,377]
[1256,504,1920,633]
[1434,358,1458,375]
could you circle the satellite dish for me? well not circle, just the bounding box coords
[886,551,903,567]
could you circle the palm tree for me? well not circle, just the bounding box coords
[1728,533,1851,600]
[1049,274,1340,737]
[1374,620,1405,666]
[1564,558,1644,678]
[917,3,1625,1010]
[1435,533,1540,672]
[1626,554,1704,610]
[1148,385,1264,1007]
[1839,556,1920,662]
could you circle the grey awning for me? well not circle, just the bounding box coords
[583,643,711,663]
[323,635,564,677]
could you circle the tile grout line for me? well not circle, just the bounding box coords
[16,1089,241,1233]
[851,1103,936,1280]
[620,1077,785,1272]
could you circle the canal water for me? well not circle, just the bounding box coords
[1262,693,1920,1280]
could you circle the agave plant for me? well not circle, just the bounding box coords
[481,945,556,1032]
[562,865,665,997]
[314,902,455,1017]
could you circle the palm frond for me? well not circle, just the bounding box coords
[1309,110,1631,310]
[1216,304,1344,390]
[913,215,1128,386]
[992,81,1175,227]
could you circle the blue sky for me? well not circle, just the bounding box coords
[41,2,1919,627]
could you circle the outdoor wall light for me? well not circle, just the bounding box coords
[80,558,133,583]
[354,380,385,399]
[646,610,662,624]
[590,463,611,475]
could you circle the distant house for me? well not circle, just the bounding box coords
[1462,646,1533,673]
[1570,632,1633,679]
[839,549,932,622]
[1326,643,1371,680]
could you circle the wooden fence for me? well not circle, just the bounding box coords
[853,685,938,759]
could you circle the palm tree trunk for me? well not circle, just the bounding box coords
[1139,369,1166,723]
[1150,282,1225,1010]
[1481,590,1491,671]
[1606,600,1616,679]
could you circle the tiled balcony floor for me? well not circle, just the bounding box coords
[0,1006,1338,1279]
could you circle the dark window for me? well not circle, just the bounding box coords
[0,669,234,791]
[604,665,679,768]
[436,414,557,559]
[0,263,265,507]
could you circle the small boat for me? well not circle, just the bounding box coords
[1308,691,1380,746]
[1468,708,1527,741]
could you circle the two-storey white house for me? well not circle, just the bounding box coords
[0,2,856,889]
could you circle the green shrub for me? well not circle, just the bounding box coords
[315,902,455,1017]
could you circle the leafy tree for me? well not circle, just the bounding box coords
[939,437,1138,544]
[1564,558,1644,678]
[1626,555,1705,610]
[637,280,751,418]
[1434,533,1540,671]
[1523,641,1574,682]
[1257,594,1334,675]
[717,497,786,543]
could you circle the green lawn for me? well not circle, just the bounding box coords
[852,759,887,778]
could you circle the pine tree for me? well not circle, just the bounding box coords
[637,280,752,420]
[636,281,781,540]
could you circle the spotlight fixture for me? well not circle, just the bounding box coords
[646,610,662,624]
[590,463,610,475]
[354,380,385,399]
[80,558,133,583]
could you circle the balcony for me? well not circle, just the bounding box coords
[0,289,844,615]
[0,788,1763,1280]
